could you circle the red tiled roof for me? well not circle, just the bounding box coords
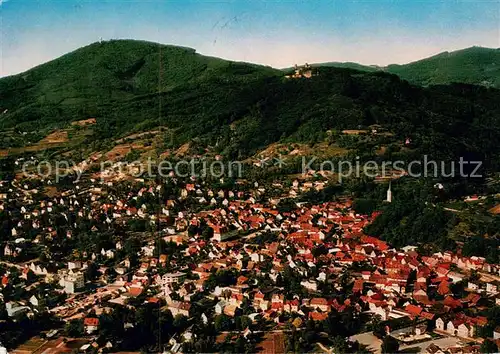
[443,296,462,309]
[309,311,328,321]
[438,281,450,295]
[237,275,248,284]
[405,304,423,316]
[353,279,364,292]
[310,298,328,306]
[128,287,143,297]
[84,317,99,326]
[463,293,481,304]
[271,302,284,310]
[473,316,488,327]
[421,311,435,320]
[254,292,265,299]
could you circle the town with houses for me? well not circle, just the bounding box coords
[0,156,499,354]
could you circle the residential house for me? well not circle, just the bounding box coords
[84,318,99,334]
[223,304,240,317]
[310,298,330,312]
[167,301,191,317]
[29,295,39,307]
[59,271,85,294]
[436,318,446,332]
[494,327,500,340]
[162,272,186,285]
[215,300,227,315]
[5,302,30,317]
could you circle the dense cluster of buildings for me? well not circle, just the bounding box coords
[0,157,499,353]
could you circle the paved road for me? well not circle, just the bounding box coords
[350,332,382,354]
[351,331,463,354]
[0,260,25,270]
[399,336,462,353]
[316,342,332,353]
[0,257,41,270]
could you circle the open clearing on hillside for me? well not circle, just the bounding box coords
[115,129,161,144]
[175,143,191,156]
[252,142,348,162]
[71,118,97,126]
[104,143,153,161]
[40,130,69,144]
[0,129,67,156]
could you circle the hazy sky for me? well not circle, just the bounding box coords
[1,0,499,77]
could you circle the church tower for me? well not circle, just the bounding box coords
[386,181,392,203]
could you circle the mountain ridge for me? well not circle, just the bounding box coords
[3,40,499,88]
[314,46,500,88]
[1,39,499,172]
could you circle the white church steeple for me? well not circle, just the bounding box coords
[386,181,392,203]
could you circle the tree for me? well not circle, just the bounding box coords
[353,198,378,215]
[239,315,252,330]
[481,339,498,354]
[173,314,188,332]
[331,336,350,353]
[234,336,246,353]
[65,319,84,337]
[184,337,216,353]
[214,314,231,332]
[311,244,328,259]
[381,336,399,354]
[449,221,474,240]
[201,226,213,241]
[85,262,100,281]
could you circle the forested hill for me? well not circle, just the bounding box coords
[0,39,279,122]
[315,47,500,88]
[0,40,500,169]
[387,47,500,88]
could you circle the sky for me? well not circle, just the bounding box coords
[1,0,499,77]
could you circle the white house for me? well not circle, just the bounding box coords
[84,318,99,334]
[29,295,39,307]
[161,272,186,285]
[494,327,500,340]
[215,300,227,315]
[436,318,446,332]
[467,281,479,291]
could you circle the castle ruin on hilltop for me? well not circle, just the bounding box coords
[285,63,318,79]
